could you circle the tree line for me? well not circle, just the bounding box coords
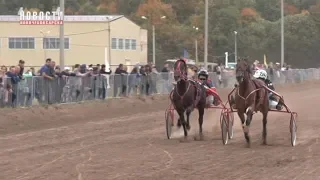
[1,0,320,68]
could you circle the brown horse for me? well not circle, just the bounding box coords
[171,58,206,141]
[235,58,269,147]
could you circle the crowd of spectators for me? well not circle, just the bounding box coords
[0,59,173,108]
[0,58,312,108]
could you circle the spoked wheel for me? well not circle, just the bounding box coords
[290,114,297,146]
[220,112,228,145]
[165,110,174,139]
[228,112,234,139]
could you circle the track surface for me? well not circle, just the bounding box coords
[0,81,320,180]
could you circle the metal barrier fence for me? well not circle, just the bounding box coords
[0,68,319,108]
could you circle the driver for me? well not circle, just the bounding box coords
[253,69,282,110]
[198,69,219,106]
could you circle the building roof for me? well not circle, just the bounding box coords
[0,15,124,22]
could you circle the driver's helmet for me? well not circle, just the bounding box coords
[198,69,209,79]
[253,69,267,80]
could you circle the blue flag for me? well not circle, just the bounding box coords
[183,49,189,58]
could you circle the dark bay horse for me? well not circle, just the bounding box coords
[171,59,206,141]
[235,59,269,147]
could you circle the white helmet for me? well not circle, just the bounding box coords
[253,69,267,79]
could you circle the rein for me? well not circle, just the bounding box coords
[175,81,191,100]
[171,60,202,108]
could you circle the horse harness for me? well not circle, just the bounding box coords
[236,79,266,112]
[170,79,202,108]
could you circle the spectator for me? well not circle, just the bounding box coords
[60,67,75,103]
[23,69,33,77]
[18,66,32,107]
[39,58,55,104]
[18,60,25,80]
[150,66,159,94]
[30,67,37,76]
[40,58,54,80]
[121,65,129,96]
[139,66,147,95]
[96,64,101,72]
[143,65,152,96]
[114,64,124,97]
[161,63,171,92]
[74,64,91,101]
[214,62,222,86]
[267,62,274,82]
[99,64,111,99]
[6,66,20,107]
[1,66,7,74]
[128,67,139,95]
[0,67,9,107]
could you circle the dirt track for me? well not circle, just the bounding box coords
[0,81,320,180]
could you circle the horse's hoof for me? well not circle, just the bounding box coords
[177,122,181,128]
[243,126,249,133]
[193,134,204,141]
[261,141,267,145]
[186,124,191,130]
[180,137,189,143]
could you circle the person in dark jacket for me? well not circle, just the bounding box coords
[114,64,124,97]
[6,66,20,107]
[18,60,25,80]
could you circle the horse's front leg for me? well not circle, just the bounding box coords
[244,106,254,147]
[177,117,181,128]
[237,110,249,146]
[262,111,268,145]
[186,108,192,130]
[198,106,205,140]
[177,111,188,139]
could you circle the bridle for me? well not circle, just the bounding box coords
[171,60,192,101]
[174,60,187,82]
[236,62,261,103]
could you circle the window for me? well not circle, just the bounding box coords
[9,37,35,49]
[112,38,117,49]
[131,39,137,50]
[43,38,69,49]
[118,39,124,49]
[125,39,130,50]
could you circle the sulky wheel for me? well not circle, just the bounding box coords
[165,110,174,139]
[228,112,234,140]
[220,112,228,145]
[290,114,297,146]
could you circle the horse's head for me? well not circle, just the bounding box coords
[236,58,252,83]
[174,58,188,82]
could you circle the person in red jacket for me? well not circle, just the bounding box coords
[198,69,220,106]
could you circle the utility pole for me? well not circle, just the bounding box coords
[152,25,156,65]
[195,39,198,63]
[107,17,111,66]
[204,0,208,69]
[141,16,166,66]
[193,26,199,64]
[234,31,238,62]
[281,0,284,69]
[59,0,65,69]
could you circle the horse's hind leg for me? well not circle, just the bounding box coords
[262,111,268,145]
